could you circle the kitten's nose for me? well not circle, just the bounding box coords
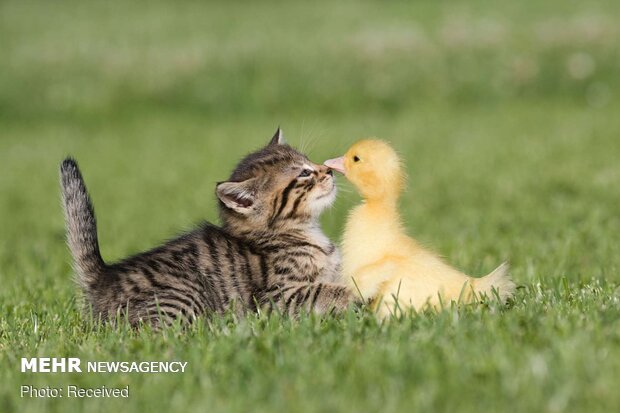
[316,164,331,175]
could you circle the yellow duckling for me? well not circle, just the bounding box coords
[325,139,515,317]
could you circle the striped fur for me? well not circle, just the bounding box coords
[60,129,351,327]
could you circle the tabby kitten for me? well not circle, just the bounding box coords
[60,129,352,327]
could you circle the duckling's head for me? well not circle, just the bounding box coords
[325,139,404,201]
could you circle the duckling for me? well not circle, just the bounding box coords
[324,139,515,317]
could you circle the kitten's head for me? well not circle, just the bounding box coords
[217,128,337,235]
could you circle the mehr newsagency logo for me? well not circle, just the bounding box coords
[19,357,188,399]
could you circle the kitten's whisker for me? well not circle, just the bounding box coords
[299,120,324,155]
[304,134,320,154]
[298,120,310,153]
[335,183,353,192]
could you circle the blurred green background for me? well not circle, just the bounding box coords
[1,1,619,412]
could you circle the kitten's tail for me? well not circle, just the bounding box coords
[471,262,515,303]
[60,157,105,291]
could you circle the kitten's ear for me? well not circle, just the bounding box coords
[269,127,286,146]
[216,179,257,215]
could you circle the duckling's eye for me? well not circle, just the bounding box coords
[353,156,361,162]
[298,169,313,178]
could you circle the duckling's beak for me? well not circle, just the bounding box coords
[324,157,346,175]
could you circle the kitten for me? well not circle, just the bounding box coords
[60,129,352,327]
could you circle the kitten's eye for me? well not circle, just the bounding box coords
[298,169,313,178]
[353,156,361,162]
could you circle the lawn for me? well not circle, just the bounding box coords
[1,0,619,412]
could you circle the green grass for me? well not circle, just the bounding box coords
[1,0,620,412]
